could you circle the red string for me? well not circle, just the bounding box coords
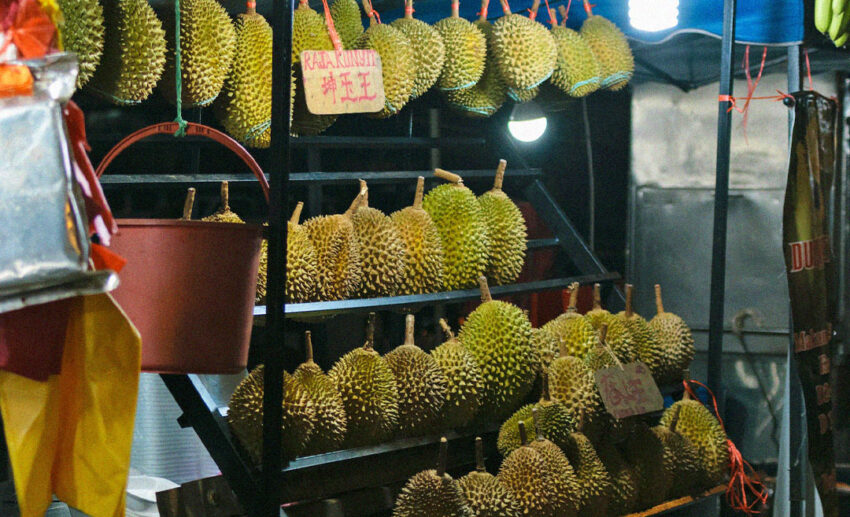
[477,0,489,19]
[565,0,572,19]
[320,0,343,51]
[738,45,767,138]
[583,0,594,15]
[404,4,414,15]
[718,90,792,114]
[364,0,381,23]
[527,7,536,19]
[544,0,556,25]
[682,379,769,515]
[246,0,256,8]
[499,0,511,16]
[804,48,814,90]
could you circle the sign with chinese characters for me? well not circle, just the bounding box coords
[593,362,663,420]
[300,49,385,115]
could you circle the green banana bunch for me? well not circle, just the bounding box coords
[816,0,850,46]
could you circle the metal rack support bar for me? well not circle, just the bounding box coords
[706,0,737,412]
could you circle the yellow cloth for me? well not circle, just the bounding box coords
[0,293,141,517]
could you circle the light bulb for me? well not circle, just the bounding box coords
[508,101,547,143]
[629,0,678,32]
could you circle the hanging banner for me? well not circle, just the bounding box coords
[782,90,838,517]
[300,49,385,115]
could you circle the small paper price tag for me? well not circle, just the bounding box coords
[301,49,385,115]
[593,362,663,419]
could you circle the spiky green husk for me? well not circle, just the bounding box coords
[507,86,538,102]
[57,0,104,88]
[542,313,598,359]
[285,221,318,303]
[653,425,705,497]
[458,470,523,517]
[562,432,612,517]
[304,214,361,301]
[431,339,483,429]
[444,19,506,117]
[385,344,448,437]
[549,25,601,97]
[352,206,406,297]
[580,15,634,91]
[498,446,560,516]
[435,16,486,91]
[330,0,364,49]
[492,14,557,91]
[390,205,445,294]
[357,23,415,118]
[584,311,638,364]
[479,189,527,285]
[616,312,666,381]
[391,17,446,99]
[291,4,337,136]
[621,423,672,509]
[394,470,473,517]
[497,401,576,456]
[293,362,348,455]
[595,438,639,516]
[548,355,601,424]
[649,312,695,384]
[530,439,581,517]
[660,400,729,485]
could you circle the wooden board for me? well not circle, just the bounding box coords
[624,485,726,517]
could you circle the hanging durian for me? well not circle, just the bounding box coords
[393,437,473,517]
[507,85,538,102]
[528,407,581,517]
[351,180,406,298]
[88,0,166,105]
[422,169,490,290]
[583,283,637,364]
[615,284,666,381]
[286,202,319,303]
[579,0,633,91]
[458,437,523,517]
[214,2,272,148]
[303,186,365,301]
[649,284,695,384]
[329,313,399,447]
[620,421,672,510]
[293,331,348,455]
[390,177,445,295]
[227,365,316,463]
[497,421,562,516]
[542,283,598,359]
[161,0,236,107]
[391,0,446,99]
[56,0,104,88]
[660,393,729,486]
[561,414,612,517]
[357,1,415,118]
[491,0,556,91]
[458,277,536,420]
[291,0,338,136]
[331,0,365,49]
[431,318,484,429]
[548,6,601,97]
[479,159,527,285]
[435,0,487,91]
[385,314,449,437]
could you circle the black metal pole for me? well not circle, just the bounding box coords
[264,0,294,514]
[706,0,736,411]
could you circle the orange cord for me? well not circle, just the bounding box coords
[320,0,343,51]
[804,48,814,90]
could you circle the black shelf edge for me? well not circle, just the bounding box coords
[99,168,543,186]
[527,237,559,249]
[253,273,621,318]
[87,134,486,148]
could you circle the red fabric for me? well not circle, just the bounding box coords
[90,244,126,274]
[0,0,57,59]
[0,300,70,381]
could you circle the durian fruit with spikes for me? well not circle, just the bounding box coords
[584,283,637,364]
[445,0,507,117]
[649,284,695,384]
[491,0,557,91]
[562,416,612,517]
[227,365,316,463]
[88,0,166,105]
[390,177,445,295]
[548,343,604,437]
[479,160,527,285]
[542,283,599,359]
[294,332,348,455]
[583,327,639,443]
[435,0,487,91]
[391,0,446,99]
[529,327,560,397]
[498,422,562,516]
[422,169,490,290]
[580,4,634,91]
[654,405,705,497]
[286,202,319,303]
[620,421,672,509]
[431,319,484,429]
[304,187,365,301]
[548,6,601,97]
[161,0,236,107]
[331,0,364,49]
[595,437,639,516]
[528,408,581,517]
[498,372,577,456]
[352,180,406,297]
[385,315,449,437]
[458,438,523,517]
[214,4,272,148]
[458,277,536,420]
[393,438,473,517]
[507,86,538,102]
[291,0,338,136]
[329,314,399,447]
[660,393,729,486]
[357,3,415,118]
[56,0,104,88]
[616,284,666,381]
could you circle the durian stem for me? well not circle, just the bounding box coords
[474,437,486,472]
[220,181,230,211]
[345,184,368,215]
[305,331,315,364]
[598,323,608,345]
[493,159,506,190]
[404,314,415,346]
[404,0,414,18]
[582,0,593,16]
[364,312,376,350]
[654,284,665,314]
[181,188,195,220]
[438,318,455,340]
[246,0,256,14]
[517,421,529,446]
[531,407,543,439]
[682,389,692,401]
[669,404,682,433]
[290,202,304,225]
[451,0,459,17]
[548,8,558,26]
[568,282,579,311]
[593,283,602,310]
[541,370,551,402]
[359,179,369,208]
[413,176,425,209]
[528,0,540,19]
[434,168,463,184]
[577,408,585,433]
[558,5,568,26]
[499,0,511,16]
[437,437,448,476]
[624,283,634,318]
[478,276,492,303]
[478,0,489,21]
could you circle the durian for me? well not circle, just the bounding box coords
[616,284,666,381]
[548,346,605,437]
[649,284,695,384]
[479,160,527,285]
[497,421,561,516]
[491,0,557,91]
[391,0,446,99]
[88,0,166,105]
[215,4,272,148]
[286,202,319,303]
[293,331,348,455]
[291,0,337,136]
[498,372,576,456]
[435,0,487,91]
[56,0,104,88]
[161,0,236,107]
[351,180,406,298]
[431,319,484,429]
[385,314,448,437]
[620,422,672,510]
[549,6,601,97]
[542,283,598,359]
[227,365,316,463]
[390,177,445,295]
[529,327,560,398]
[660,394,729,486]
[654,405,705,497]
[583,283,637,364]
[304,186,365,301]
[583,327,639,444]
[422,169,490,290]
[357,3,415,118]
[201,182,245,223]
[507,86,538,102]
[561,420,612,517]
[528,408,581,517]
[458,437,523,517]
[595,437,639,516]
[330,0,365,49]
[458,277,535,419]
[393,437,473,517]
[329,313,399,447]
[579,7,634,91]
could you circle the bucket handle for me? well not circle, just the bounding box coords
[95,122,270,203]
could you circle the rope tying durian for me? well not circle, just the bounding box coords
[172,0,187,137]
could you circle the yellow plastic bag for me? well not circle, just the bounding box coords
[0,293,141,517]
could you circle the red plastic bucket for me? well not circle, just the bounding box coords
[97,122,269,374]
